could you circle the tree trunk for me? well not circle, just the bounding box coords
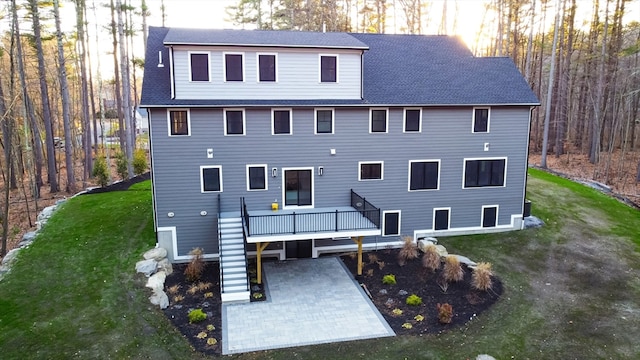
[541,0,561,168]
[116,0,134,178]
[0,72,11,257]
[74,0,93,181]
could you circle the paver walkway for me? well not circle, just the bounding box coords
[222,256,395,354]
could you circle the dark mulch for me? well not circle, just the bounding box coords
[83,172,151,194]
[162,249,502,356]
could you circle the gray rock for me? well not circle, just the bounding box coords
[135,259,158,277]
[146,271,166,292]
[149,289,169,309]
[156,258,173,275]
[36,220,46,231]
[418,238,438,252]
[22,231,38,242]
[378,289,388,295]
[452,254,477,267]
[37,205,57,221]
[398,289,408,296]
[55,198,67,206]
[18,239,33,249]
[1,248,20,266]
[435,245,448,257]
[524,215,545,229]
[384,298,395,307]
[476,355,496,360]
[143,247,168,261]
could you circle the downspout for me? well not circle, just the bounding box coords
[360,49,365,100]
[169,46,175,99]
[521,105,535,229]
[148,107,158,234]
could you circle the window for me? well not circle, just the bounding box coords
[224,53,243,81]
[201,166,222,193]
[482,206,498,227]
[370,109,388,133]
[224,109,245,135]
[464,159,506,188]
[433,208,450,230]
[473,108,490,133]
[272,109,292,135]
[409,160,440,191]
[247,165,267,191]
[383,211,401,236]
[359,161,383,181]
[320,55,337,82]
[190,52,209,81]
[258,54,276,82]
[404,109,421,132]
[168,109,189,136]
[315,109,334,134]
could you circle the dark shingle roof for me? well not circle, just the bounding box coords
[141,27,539,107]
[164,28,369,49]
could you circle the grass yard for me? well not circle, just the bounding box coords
[1,169,640,359]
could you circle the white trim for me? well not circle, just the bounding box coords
[462,157,508,189]
[223,52,245,82]
[158,226,178,262]
[314,108,335,134]
[318,54,339,83]
[472,107,491,133]
[187,51,211,82]
[481,204,499,227]
[169,47,175,99]
[271,108,293,135]
[282,167,315,210]
[313,238,404,258]
[369,108,389,133]
[166,108,191,136]
[256,52,278,82]
[246,164,268,191]
[223,108,246,136]
[142,103,540,108]
[432,207,451,231]
[200,165,223,193]
[382,210,401,237]
[415,213,523,239]
[403,108,422,133]
[247,229,381,243]
[408,159,441,191]
[358,161,384,181]
[148,108,158,230]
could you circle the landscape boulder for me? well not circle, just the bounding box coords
[135,259,158,277]
[451,254,477,267]
[417,237,438,252]
[1,248,20,266]
[157,258,173,275]
[146,270,167,292]
[37,205,57,221]
[143,247,167,261]
[149,289,169,309]
[435,245,448,257]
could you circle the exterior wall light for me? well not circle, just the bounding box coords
[272,167,278,177]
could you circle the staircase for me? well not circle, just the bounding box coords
[218,217,250,303]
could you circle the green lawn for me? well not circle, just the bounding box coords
[1,170,639,359]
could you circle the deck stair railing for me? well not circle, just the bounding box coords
[350,189,381,228]
[217,194,224,293]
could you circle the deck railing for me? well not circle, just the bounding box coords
[217,194,225,293]
[350,189,381,228]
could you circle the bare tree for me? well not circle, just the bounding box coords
[541,0,561,168]
[116,0,134,177]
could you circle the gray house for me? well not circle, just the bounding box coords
[140,26,539,302]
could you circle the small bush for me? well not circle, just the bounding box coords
[197,282,212,291]
[184,248,204,282]
[188,308,207,323]
[437,303,453,324]
[367,253,379,264]
[406,294,423,306]
[206,324,215,331]
[392,308,403,316]
[377,260,386,270]
[382,274,397,285]
[204,292,213,298]
[115,152,128,180]
[173,294,184,303]
[472,262,493,291]
[92,157,109,187]
[187,284,199,295]
[365,268,374,277]
[167,284,181,295]
[398,236,419,266]
[443,255,464,283]
[402,322,413,329]
[132,149,148,175]
[422,244,441,272]
[207,338,217,346]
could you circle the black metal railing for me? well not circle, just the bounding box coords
[217,193,224,293]
[350,189,381,228]
[239,197,249,291]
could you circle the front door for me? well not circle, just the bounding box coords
[284,169,313,208]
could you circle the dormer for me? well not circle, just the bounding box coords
[163,28,368,101]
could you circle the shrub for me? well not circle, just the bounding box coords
[92,157,109,187]
[197,282,212,291]
[406,294,423,306]
[392,308,403,316]
[166,284,181,295]
[443,255,464,283]
[184,248,204,282]
[132,149,148,175]
[187,284,199,295]
[188,308,207,323]
[422,244,441,272]
[207,338,217,346]
[115,152,128,180]
[382,274,397,285]
[173,294,184,303]
[398,236,419,266]
[367,253,379,264]
[437,303,453,324]
[472,262,493,291]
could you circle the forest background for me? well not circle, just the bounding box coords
[0,0,639,258]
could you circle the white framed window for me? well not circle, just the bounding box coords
[167,109,190,136]
[481,205,499,228]
[319,54,338,83]
[403,108,422,132]
[224,109,246,136]
[200,165,223,193]
[188,51,210,82]
[472,107,490,133]
[271,108,292,135]
[382,210,401,236]
[223,52,244,82]
[433,207,450,231]
[370,108,388,133]
[257,53,277,82]
[408,159,440,191]
[246,164,268,191]
[463,157,507,188]
[358,161,384,181]
[314,108,334,134]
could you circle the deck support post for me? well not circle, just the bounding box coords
[256,242,270,284]
[351,236,364,275]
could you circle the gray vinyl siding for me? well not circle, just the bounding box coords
[150,106,530,256]
[172,46,362,100]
